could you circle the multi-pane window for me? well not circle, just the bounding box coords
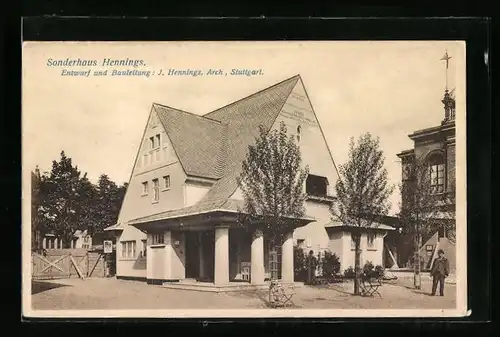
[141,239,147,257]
[350,234,356,249]
[163,175,170,190]
[296,125,302,142]
[121,241,136,258]
[152,178,160,201]
[367,232,375,249]
[149,134,161,150]
[152,233,164,245]
[428,153,445,194]
[142,181,148,195]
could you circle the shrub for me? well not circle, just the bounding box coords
[320,250,341,279]
[362,261,385,279]
[343,266,356,279]
[373,265,384,279]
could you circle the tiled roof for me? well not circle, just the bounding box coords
[132,75,304,224]
[155,104,227,179]
[128,199,243,225]
[128,198,316,225]
[103,223,124,231]
[199,75,300,204]
[324,220,396,231]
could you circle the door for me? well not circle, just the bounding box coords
[150,246,165,280]
[202,231,215,282]
[184,232,199,279]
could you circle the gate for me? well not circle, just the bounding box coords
[31,249,109,280]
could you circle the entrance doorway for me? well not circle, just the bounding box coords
[184,231,215,282]
[185,232,199,279]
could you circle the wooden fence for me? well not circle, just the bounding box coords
[31,248,114,280]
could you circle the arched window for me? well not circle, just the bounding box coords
[427,153,445,194]
[296,125,301,142]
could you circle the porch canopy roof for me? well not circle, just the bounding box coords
[324,219,396,232]
[127,199,315,233]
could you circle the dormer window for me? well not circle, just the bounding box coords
[306,174,329,197]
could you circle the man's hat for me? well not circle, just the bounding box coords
[438,249,445,254]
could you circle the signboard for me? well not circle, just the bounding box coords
[103,240,113,254]
[427,250,433,257]
[426,245,434,251]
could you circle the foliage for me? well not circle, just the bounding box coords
[37,151,90,248]
[83,174,128,236]
[320,250,341,279]
[397,156,456,288]
[330,133,394,295]
[237,121,309,240]
[343,266,356,279]
[36,151,127,248]
[361,261,384,279]
[293,245,307,282]
[31,167,42,251]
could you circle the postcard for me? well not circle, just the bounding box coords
[22,41,467,318]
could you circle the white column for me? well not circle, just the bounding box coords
[42,237,46,249]
[281,232,294,283]
[146,234,153,280]
[164,230,172,280]
[251,229,265,285]
[214,226,229,285]
[54,238,58,249]
[198,232,205,279]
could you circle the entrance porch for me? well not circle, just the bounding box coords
[144,226,295,286]
[131,211,312,287]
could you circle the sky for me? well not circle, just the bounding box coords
[22,41,465,215]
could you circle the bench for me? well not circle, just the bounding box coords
[268,280,295,308]
[360,276,382,297]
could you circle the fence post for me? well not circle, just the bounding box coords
[86,252,89,277]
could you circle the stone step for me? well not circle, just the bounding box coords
[162,281,302,293]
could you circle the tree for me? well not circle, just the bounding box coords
[31,167,42,251]
[330,133,394,295]
[38,151,94,248]
[83,174,127,236]
[237,121,309,243]
[398,156,456,289]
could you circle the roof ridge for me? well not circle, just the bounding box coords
[203,74,301,118]
[153,103,222,125]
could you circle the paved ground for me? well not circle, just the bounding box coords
[31,277,456,310]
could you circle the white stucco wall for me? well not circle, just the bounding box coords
[331,230,386,272]
[116,107,187,280]
[184,183,210,207]
[293,201,331,252]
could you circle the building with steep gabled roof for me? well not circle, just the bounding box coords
[105,75,392,286]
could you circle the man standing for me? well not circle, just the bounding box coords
[430,249,450,296]
[306,250,318,285]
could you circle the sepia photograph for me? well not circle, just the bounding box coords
[22,41,467,318]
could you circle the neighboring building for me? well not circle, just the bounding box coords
[396,84,456,272]
[325,221,395,273]
[41,230,92,250]
[105,75,393,285]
